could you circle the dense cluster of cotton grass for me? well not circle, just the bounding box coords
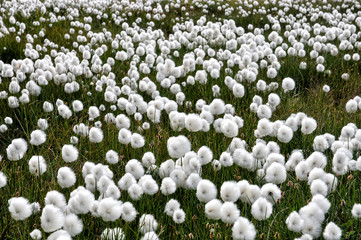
[1,0,361,239]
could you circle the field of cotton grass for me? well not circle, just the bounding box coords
[1,0,361,239]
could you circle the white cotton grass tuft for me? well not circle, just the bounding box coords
[165,199,180,217]
[310,179,328,197]
[131,133,145,148]
[251,197,273,220]
[0,171,7,188]
[141,177,159,195]
[352,204,361,218]
[118,128,132,144]
[98,198,122,222]
[167,135,191,158]
[232,217,256,240]
[301,218,322,238]
[8,197,33,221]
[311,194,331,214]
[30,229,42,240]
[128,183,143,200]
[205,199,222,220]
[29,130,46,146]
[196,179,217,203]
[265,162,287,184]
[185,114,203,132]
[62,144,79,162]
[277,125,293,143]
[57,166,76,188]
[47,229,72,240]
[89,127,104,143]
[7,138,28,161]
[28,155,47,175]
[220,202,240,224]
[125,159,144,179]
[101,228,125,240]
[141,231,159,240]
[282,77,295,92]
[160,177,177,195]
[63,213,83,236]
[41,204,65,232]
[323,222,342,240]
[220,181,240,202]
[121,202,137,222]
[106,150,119,164]
[142,152,156,168]
[118,173,136,191]
[44,191,67,212]
[172,209,186,224]
[139,214,158,234]
[301,117,317,135]
[286,211,304,232]
[260,183,281,204]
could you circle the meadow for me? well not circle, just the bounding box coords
[1,0,361,239]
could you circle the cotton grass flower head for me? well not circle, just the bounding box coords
[139,214,158,234]
[30,229,42,240]
[121,202,137,222]
[125,159,144,179]
[251,197,272,220]
[300,202,325,224]
[41,204,65,232]
[311,194,331,214]
[101,228,125,240]
[221,202,240,224]
[197,146,213,165]
[301,218,322,238]
[7,138,28,161]
[282,77,295,92]
[45,191,67,212]
[220,181,240,202]
[301,117,317,135]
[142,152,156,168]
[323,222,342,240]
[141,232,159,240]
[232,217,256,240]
[185,114,203,132]
[221,119,239,138]
[117,173,136,191]
[167,135,191,158]
[0,171,7,188]
[128,183,143,201]
[160,177,177,195]
[89,127,104,143]
[196,179,217,203]
[106,150,119,164]
[141,177,159,195]
[47,230,72,240]
[118,128,132,144]
[30,129,46,146]
[165,199,180,217]
[98,197,122,222]
[173,209,185,224]
[57,167,76,188]
[63,213,83,236]
[260,183,281,203]
[8,197,32,220]
[352,204,361,218]
[131,133,145,148]
[62,144,78,162]
[28,155,47,175]
[265,162,287,184]
[286,211,304,232]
